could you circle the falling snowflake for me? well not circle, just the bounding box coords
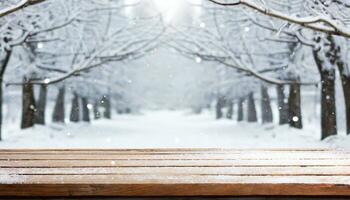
[292,116,299,122]
[195,57,202,63]
[87,104,93,110]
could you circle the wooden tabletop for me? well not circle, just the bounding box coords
[1,148,350,197]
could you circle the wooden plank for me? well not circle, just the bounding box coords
[2,159,350,167]
[0,149,340,155]
[1,175,350,196]
[1,183,350,197]
[1,174,350,184]
[1,152,350,160]
[1,149,350,197]
[2,166,350,176]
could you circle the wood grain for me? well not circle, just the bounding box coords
[1,152,350,160]
[0,148,350,197]
[2,166,350,175]
[3,159,350,167]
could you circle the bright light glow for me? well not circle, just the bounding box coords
[152,0,185,23]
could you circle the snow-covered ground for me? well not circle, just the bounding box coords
[0,110,347,149]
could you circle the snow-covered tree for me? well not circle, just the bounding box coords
[0,0,164,138]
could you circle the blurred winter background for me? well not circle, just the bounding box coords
[0,0,350,149]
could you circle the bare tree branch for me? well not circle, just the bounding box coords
[0,0,45,18]
[208,0,350,38]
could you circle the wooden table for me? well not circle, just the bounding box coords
[1,149,350,198]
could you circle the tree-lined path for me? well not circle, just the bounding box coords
[0,110,330,149]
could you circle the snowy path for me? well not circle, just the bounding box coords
[0,110,338,148]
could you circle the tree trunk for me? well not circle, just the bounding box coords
[21,78,36,129]
[341,75,350,135]
[0,50,11,140]
[288,82,303,129]
[313,49,337,139]
[34,84,47,125]
[93,100,101,120]
[81,97,90,123]
[276,85,289,125]
[102,95,111,119]
[226,100,234,119]
[337,61,350,135]
[320,70,337,139]
[237,97,244,122]
[52,87,65,123]
[247,92,257,122]
[0,77,3,141]
[215,97,225,119]
[70,92,80,123]
[261,86,273,124]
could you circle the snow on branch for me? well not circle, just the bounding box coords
[6,11,165,86]
[208,0,350,38]
[171,21,317,86]
[0,0,45,18]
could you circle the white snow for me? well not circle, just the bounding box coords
[0,174,25,184]
[0,110,343,149]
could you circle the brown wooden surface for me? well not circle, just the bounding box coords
[1,149,350,197]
